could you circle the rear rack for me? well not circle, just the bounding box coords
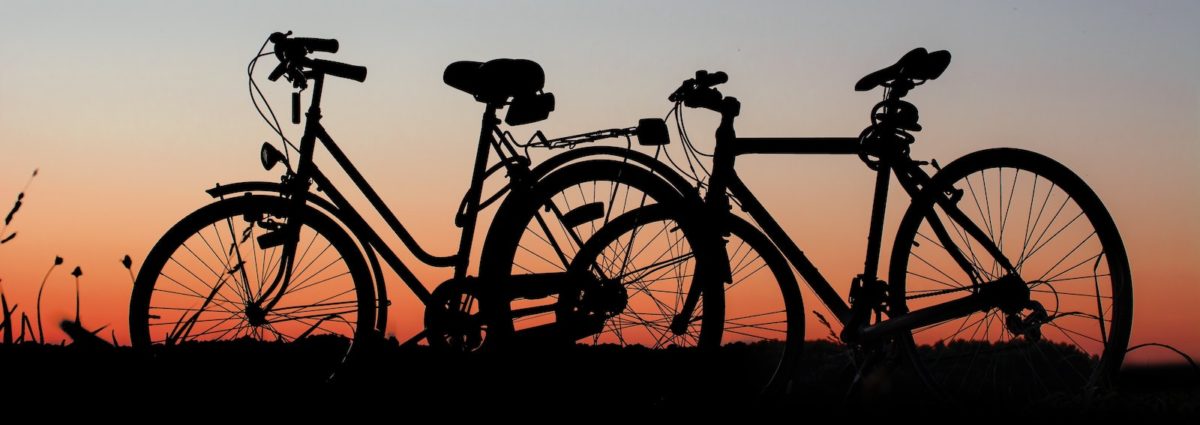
[522,127,638,150]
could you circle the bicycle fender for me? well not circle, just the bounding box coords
[526,146,701,202]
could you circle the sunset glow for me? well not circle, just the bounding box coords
[1,1,1197,365]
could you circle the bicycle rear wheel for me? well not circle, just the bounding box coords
[889,148,1131,401]
[130,195,375,355]
[475,159,690,347]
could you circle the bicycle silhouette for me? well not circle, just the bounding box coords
[608,47,1132,398]
[128,33,1130,400]
[128,32,740,378]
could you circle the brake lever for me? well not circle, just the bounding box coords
[267,62,289,81]
[285,67,308,89]
[266,31,296,83]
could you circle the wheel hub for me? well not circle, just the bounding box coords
[979,274,1030,314]
[578,277,628,320]
[245,303,268,327]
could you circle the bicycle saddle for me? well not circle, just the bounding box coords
[444,59,546,104]
[854,48,951,92]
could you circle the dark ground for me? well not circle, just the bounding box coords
[1,339,1196,421]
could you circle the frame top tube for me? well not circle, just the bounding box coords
[732,137,861,156]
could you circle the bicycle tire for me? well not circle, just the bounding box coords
[888,148,1132,401]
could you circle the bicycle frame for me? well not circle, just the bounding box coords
[209,67,702,345]
[703,104,1022,345]
[251,73,535,319]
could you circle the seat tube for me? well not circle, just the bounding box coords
[839,162,892,341]
[453,106,499,279]
[862,163,891,281]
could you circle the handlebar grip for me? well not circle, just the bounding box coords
[295,37,339,54]
[308,58,368,82]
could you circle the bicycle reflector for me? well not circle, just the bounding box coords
[261,142,287,170]
[636,118,670,146]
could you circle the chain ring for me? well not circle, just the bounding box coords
[424,277,487,352]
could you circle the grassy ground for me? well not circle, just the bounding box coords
[1,339,1196,421]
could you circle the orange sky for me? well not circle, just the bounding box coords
[1,1,1197,364]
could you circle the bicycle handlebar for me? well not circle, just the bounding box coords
[669,70,730,111]
[307,58,368,82]
[292,37,339,54]
[266,32,367,84]
[696,70,728,87]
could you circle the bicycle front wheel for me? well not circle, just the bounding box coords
[889,148,1132,401]
[716,214,805,393]
[564,203,723,349]
[130,195,376,353]
[564,203,805,395]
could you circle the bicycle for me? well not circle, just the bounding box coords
[127,32,718,373]
[607,48,1131,399]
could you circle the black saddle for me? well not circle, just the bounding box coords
[855,48,951,91]
[444,59,545,103]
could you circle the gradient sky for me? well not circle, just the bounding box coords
[1,1,1197,363]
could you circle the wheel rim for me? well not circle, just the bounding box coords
[894,151,1130,400]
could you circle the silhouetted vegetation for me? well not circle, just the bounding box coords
[0,170,39,344]
[0,338,1195,420]
[2,169,115,348]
